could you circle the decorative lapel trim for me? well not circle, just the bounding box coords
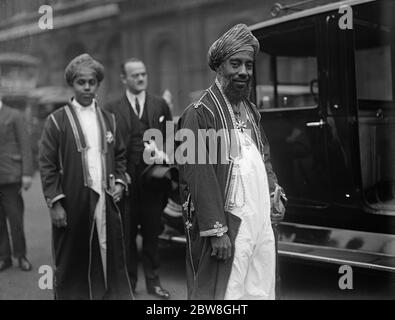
[96,107,108,154]
[208,80,267,212]
[96,106,109,193]
[207,81,241,213]
[64,103,87,152]
[207,86,231,161]
[208,79,241,161]
[244,101,264,154]
[64,103,91,187]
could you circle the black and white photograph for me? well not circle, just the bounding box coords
[0,0,394,304]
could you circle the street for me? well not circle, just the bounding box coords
[0,174,394,300]
[0,173,188,300]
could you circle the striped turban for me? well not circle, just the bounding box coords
[208,24,260,71]
[64,53,104,86]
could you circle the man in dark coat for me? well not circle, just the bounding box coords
[39,54,133,300]
[105,58,172,299]
[0,96,33,272]
[104,62,143,295]
[177,24,285,300]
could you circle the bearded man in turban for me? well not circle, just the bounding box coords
[38,54,133,300]
[178,24,285,300]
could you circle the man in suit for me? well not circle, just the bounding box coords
[105,58,172,299]
[0,95,33,272]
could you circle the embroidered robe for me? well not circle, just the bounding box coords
[39,103,133,300]
[177,80,278,300]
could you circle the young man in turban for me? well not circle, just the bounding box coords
[38,54,133,300]
[178,24,285,300]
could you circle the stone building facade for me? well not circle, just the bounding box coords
[0,0,337,115]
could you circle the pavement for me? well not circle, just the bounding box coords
[0,173,53,300]
[0,173,187,300]
[1,173,394,300]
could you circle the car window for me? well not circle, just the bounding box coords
[354,14,395,211]
[255,24,318,111]
[355,23,393,107]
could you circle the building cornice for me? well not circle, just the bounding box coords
[0,1,120,42]
[119,0,228,21]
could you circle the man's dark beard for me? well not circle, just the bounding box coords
[219,74,252,105]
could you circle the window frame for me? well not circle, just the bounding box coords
[253,17,322,113]
[353,19,394,109]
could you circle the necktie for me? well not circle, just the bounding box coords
[135,97,141,118]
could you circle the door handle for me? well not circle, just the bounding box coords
[306,119,326,128]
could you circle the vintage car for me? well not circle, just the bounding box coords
[161,0,395,275]
[250,0,395,273]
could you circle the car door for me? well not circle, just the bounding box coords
[254,17,331,218]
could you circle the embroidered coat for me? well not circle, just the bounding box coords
[38,103,133,300]
[177,80,278,300]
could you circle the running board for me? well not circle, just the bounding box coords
[278,242,395,272]
[159,222,395,272]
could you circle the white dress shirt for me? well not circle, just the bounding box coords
[72,98,102,193]
[126,89,146,119]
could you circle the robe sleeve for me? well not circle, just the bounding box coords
[179,104,228,237]
[38,114,65,207]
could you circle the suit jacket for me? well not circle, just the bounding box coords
[105,93,172,175]
[0,104,33,185]
[141,93,173,144]
[105,95,143,183]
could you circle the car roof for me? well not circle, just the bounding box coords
[249,0,376,31]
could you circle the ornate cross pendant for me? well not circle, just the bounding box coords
[236,119,247,132]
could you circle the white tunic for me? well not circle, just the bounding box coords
[224,130,276,300]
[72,99,107,285]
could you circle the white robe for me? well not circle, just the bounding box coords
[224,130,276,300]
[72,99,107,286]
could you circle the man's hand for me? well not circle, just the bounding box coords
[270,184,287,224]
[22,176,32,191]
[112,183,124,203]
[50,202,67,228]
[270,195,286,224]
[210,234,232,261]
